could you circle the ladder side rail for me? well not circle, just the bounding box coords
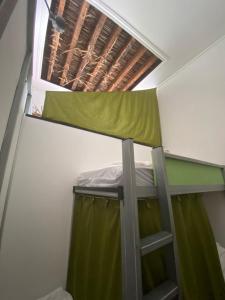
[222,167,225,184]
[120,139,143,300]
[222,167,225,202]
[152,147,179,285]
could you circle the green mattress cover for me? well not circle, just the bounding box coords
[165,158,224,186]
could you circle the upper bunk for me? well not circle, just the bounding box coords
[34,89,225,199]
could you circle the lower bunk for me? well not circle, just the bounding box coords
[67,192,225,300]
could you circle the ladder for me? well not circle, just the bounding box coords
[120,139,179,300]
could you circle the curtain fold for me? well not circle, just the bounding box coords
[172,194,225,299]
[42,89,162,147]
[67,194,225,300]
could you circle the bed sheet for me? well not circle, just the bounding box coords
[77,162,154,187]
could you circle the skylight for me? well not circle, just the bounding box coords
[41,0,161,92]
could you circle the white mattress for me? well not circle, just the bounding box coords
[77,162,154,187]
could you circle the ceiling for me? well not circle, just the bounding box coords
[41,0,161,92]
[33,0,225,90]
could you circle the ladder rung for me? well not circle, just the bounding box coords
[141,231,173,255]
[143,280,178,300]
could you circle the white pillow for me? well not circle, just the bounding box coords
[37,287,73,300]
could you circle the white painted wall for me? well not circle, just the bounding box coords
[158,36,225,165]
[203,192,225,248]
[31,80,69,114]
[0,0,27,148]
[157,36,225,247]
[0,0,29,228]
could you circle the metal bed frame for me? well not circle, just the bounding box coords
[74,183,225,199]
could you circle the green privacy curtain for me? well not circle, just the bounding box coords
[42,89,162,147]
[67,194,225,300]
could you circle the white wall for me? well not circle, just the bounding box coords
[157,36,225,246]
[0,0,27,149]
[203,192,225,248]
[0,0,29,225]
[158,36,225,165]
[0,115,151,300]
[31,80,69,114]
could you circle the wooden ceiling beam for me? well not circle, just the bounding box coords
[60,1,90,85]
[122,56,158,90]
[108,47,146,91]
[97,37,135,91]
[71,14,107,90]
[47,0,66,81]
[84,26,122,92]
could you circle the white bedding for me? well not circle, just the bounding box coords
[37,288,73,300]
[77,162,154,187]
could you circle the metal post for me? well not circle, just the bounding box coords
[222,167,225,183]
[0,0,36,246]
[0,52,32,198]
[152,147,179,286]
[120,139,142,300]
[222,168,225,199]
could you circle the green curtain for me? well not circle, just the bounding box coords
[172,194,225,299]
[42,89,162,147]
[67,194,225,300]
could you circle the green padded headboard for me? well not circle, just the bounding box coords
[165,158,224,186]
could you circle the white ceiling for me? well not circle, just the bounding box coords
[89,0,225,88]
[34,0,225,90]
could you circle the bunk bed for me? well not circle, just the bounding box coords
[70,143,225,300]
[40,89,225,300]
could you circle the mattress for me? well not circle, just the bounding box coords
[77,162,154,187]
